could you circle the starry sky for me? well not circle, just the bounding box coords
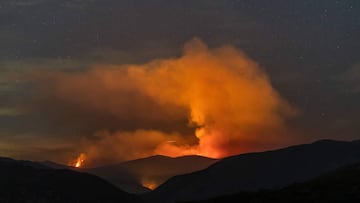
[0,0,359,164]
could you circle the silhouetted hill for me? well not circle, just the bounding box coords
[190,162,360,203]
[0,158,140,203]
[1,157,49,169]
[86,155,217,194]
[148,140,360,202]
[41,160,75,170]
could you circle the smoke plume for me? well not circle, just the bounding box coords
[33,39,295,165]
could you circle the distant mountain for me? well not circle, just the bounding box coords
[41,160,75,170]
[1,157,49,169]
[190,162,360,203]
[86,155,218,194]
[147,140,360,202]
[0,157,140,203]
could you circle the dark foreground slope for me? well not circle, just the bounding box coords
[0,157,140,203]
[148,140,360,202]
[86,155,217,193]
[191,162,360,203]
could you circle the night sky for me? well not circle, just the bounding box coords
[0,0,359,165]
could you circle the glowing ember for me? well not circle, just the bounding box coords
[141,179,158,190]
[70,153,86,168]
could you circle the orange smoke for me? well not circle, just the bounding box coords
[34,39,295,164]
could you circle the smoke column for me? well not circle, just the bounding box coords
[34,39,295,165]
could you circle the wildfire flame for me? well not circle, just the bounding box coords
[70,153,86,168]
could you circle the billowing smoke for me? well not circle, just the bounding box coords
[33,39,295,166]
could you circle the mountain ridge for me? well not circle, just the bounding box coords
[147,139,360,202]
[188,161,360,203]
[0,157,140,203]
[86,155,218,193]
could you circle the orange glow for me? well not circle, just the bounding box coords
[36,39,296,164]
[70,153,86,168]
[141,179,159,190]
